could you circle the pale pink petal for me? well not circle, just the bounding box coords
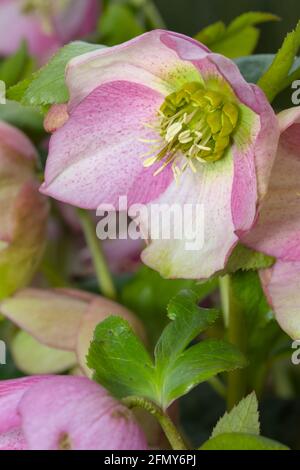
[243,107,300,260]
[66,30,207,110]
[0,376,47,434]
[0,121,37,163]
[41,81,173,208]
[19,376,147,450]
[0,429,27,450]
[141,151,238,279]
[260,261,300,339]
[0,289,86,350]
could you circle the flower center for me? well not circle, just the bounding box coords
[142,82,239,180]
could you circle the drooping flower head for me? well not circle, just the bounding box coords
[0,288,145,375]
[242,107,300,339]
[0,121,48,299]
[0,376,147,450]
[0,0,100,63]
[41,30,279,279]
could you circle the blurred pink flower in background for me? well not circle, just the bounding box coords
[0,0,100,63]
[0,375,147,450]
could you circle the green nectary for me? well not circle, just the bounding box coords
[143,81,239,179]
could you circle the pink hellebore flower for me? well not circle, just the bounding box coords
[0,0,100,64]
[0,375,147,450]
[41,30,279,279]
[242,108,300,339]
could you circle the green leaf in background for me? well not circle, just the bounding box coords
[258,20,300,101]
[200,433,289,450]
[88,290,246,409]
[0,100,44,142]
[7,41,105,107]
[226,243,275,274]
[99,4,145,46]
[212,393,260,437]
[87,316,157,401]
[121,266,218,344]
[195,12,279,58]
[0,42,34,88]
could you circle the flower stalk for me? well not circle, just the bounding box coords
[220,275,247,410]
[123,396,188,450]
[77,209,117,300]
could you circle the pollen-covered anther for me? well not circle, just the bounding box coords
[141,81,239,179]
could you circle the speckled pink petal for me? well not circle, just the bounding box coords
[0,429,28,450]
[66,30,208,110]
[41,81,173,209]
[0,376,48,434]
[19,376,148,450]
[260,261,300,339]
[243,107,300,260]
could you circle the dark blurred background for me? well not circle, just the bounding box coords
[154,0,300,52]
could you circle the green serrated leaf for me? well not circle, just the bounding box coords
[7,41,105,107]
[121,266,218,344]
[87,316,156,402]
[200,433,289,450]
[258,21,300,101]
[155,290,219,372]
[226,243,275,273]
[161,339,247,408]
[88,290,246,410]
[212,393,260,437]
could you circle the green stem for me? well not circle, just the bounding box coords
[123,396,187,450]
[208,377,226,398]
[219,275,247,411]
[77,209,117,300]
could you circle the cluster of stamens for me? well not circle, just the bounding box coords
[141,81,239,181]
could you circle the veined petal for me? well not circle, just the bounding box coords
[0,376,47,434]
[19,376,147,450]
[66,30,207,110]
[142,150,237,279]
[243,107,300,260]
[41,81,173,208]
[260,261,300,339]
[0,289,87,350]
